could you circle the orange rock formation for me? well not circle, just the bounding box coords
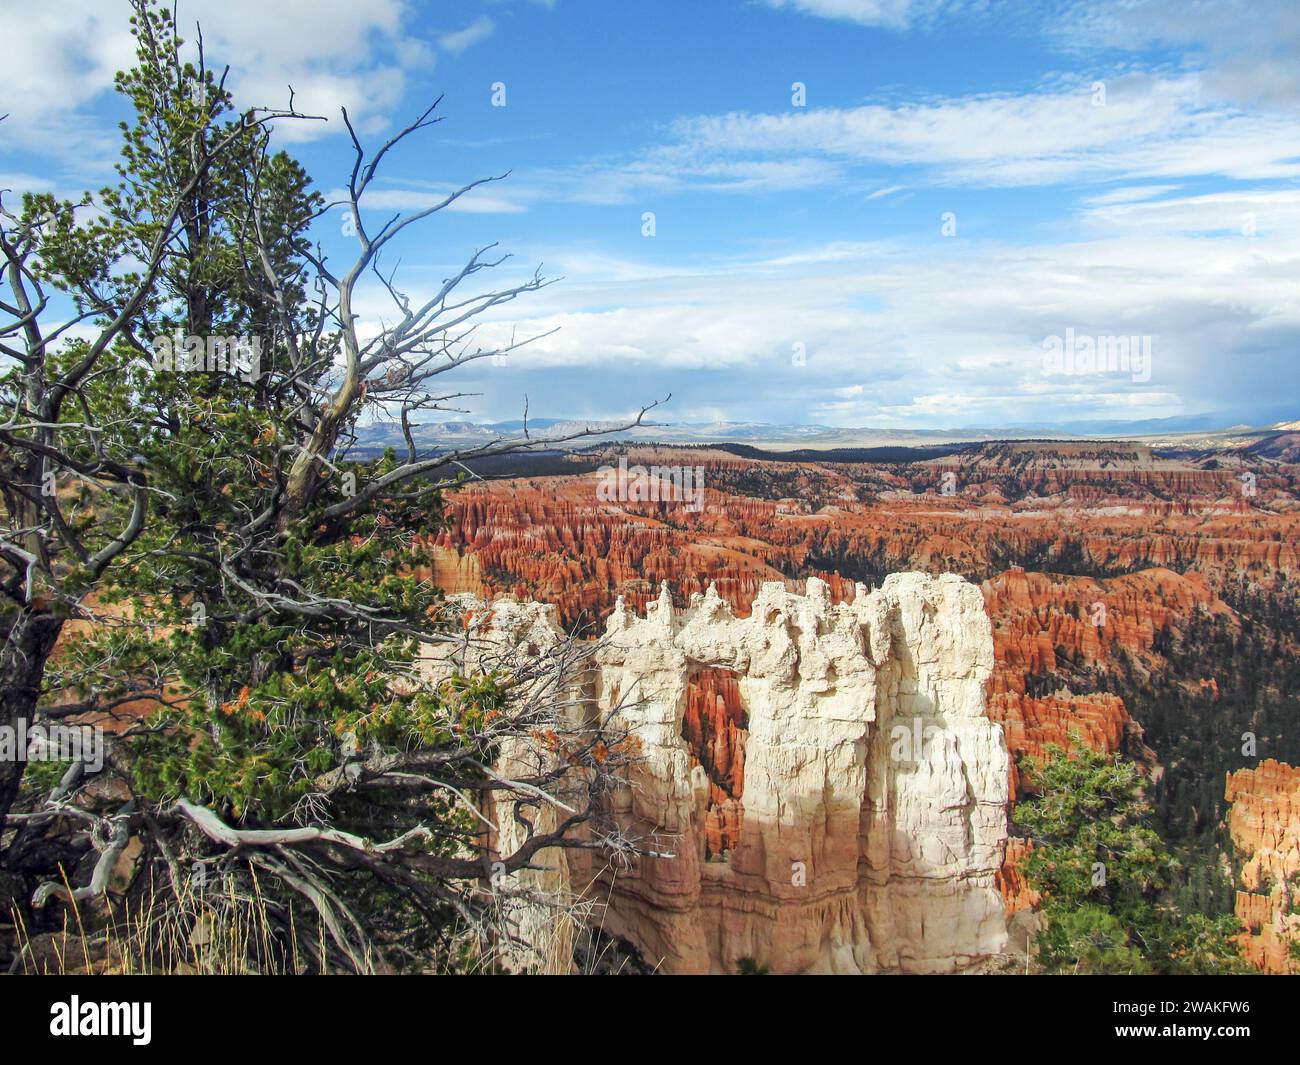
[1226,760,1300,973]
[682,668,747,859]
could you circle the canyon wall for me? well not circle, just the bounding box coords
[420,447,1300,970]
[429,452,1298,631]
[446,573,1010,974]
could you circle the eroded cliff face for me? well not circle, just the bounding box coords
[429,454,1297,631]
[420,449,1300,971]
[445,573,1010,974]
[681,668,747,860]
[1226,760,1300,974]
[981,566,1218,796]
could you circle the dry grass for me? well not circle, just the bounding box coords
[8,866,328,975]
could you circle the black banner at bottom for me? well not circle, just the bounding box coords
[2,973,1287,1051]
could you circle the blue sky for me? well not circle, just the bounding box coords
[3,0,1299,430]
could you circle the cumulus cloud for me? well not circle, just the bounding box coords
[1062,0,1300,110]
[341,193,1300,427]
[7,0,1296,431]
[0,0,430,154]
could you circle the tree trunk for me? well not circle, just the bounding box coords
[0,609,64,835]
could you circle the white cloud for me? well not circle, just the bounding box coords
[667,74,1300,187]
[387,205,1300,426]
[0,0,428,154]
[510,152,844,206]
[1062,1,1300,109]
[760,0,959,30]
[0,6,134,164]
[1082,185,1182,207]
[515,70,1300,206]
[438,16,496,55]
[1081,188,1300,240]
[0,7,135,115]
[327,183,528,215]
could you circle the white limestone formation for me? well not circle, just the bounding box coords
[438,573,1010,974]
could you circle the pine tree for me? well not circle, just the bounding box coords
[3,0,658,973]
[1013,739,1251,974]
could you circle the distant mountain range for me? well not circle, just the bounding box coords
[353,414,1299,453]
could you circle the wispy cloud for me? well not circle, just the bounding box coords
[421,190,1300,425]
[1082,185,1182,207]
[667,74,1300,187]
[1080,188,1300,240]
[760,0,964,30]
[507,152,843,206]
[510,65,1300,209]
[327,182,528,215]
[438,16,496,55]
